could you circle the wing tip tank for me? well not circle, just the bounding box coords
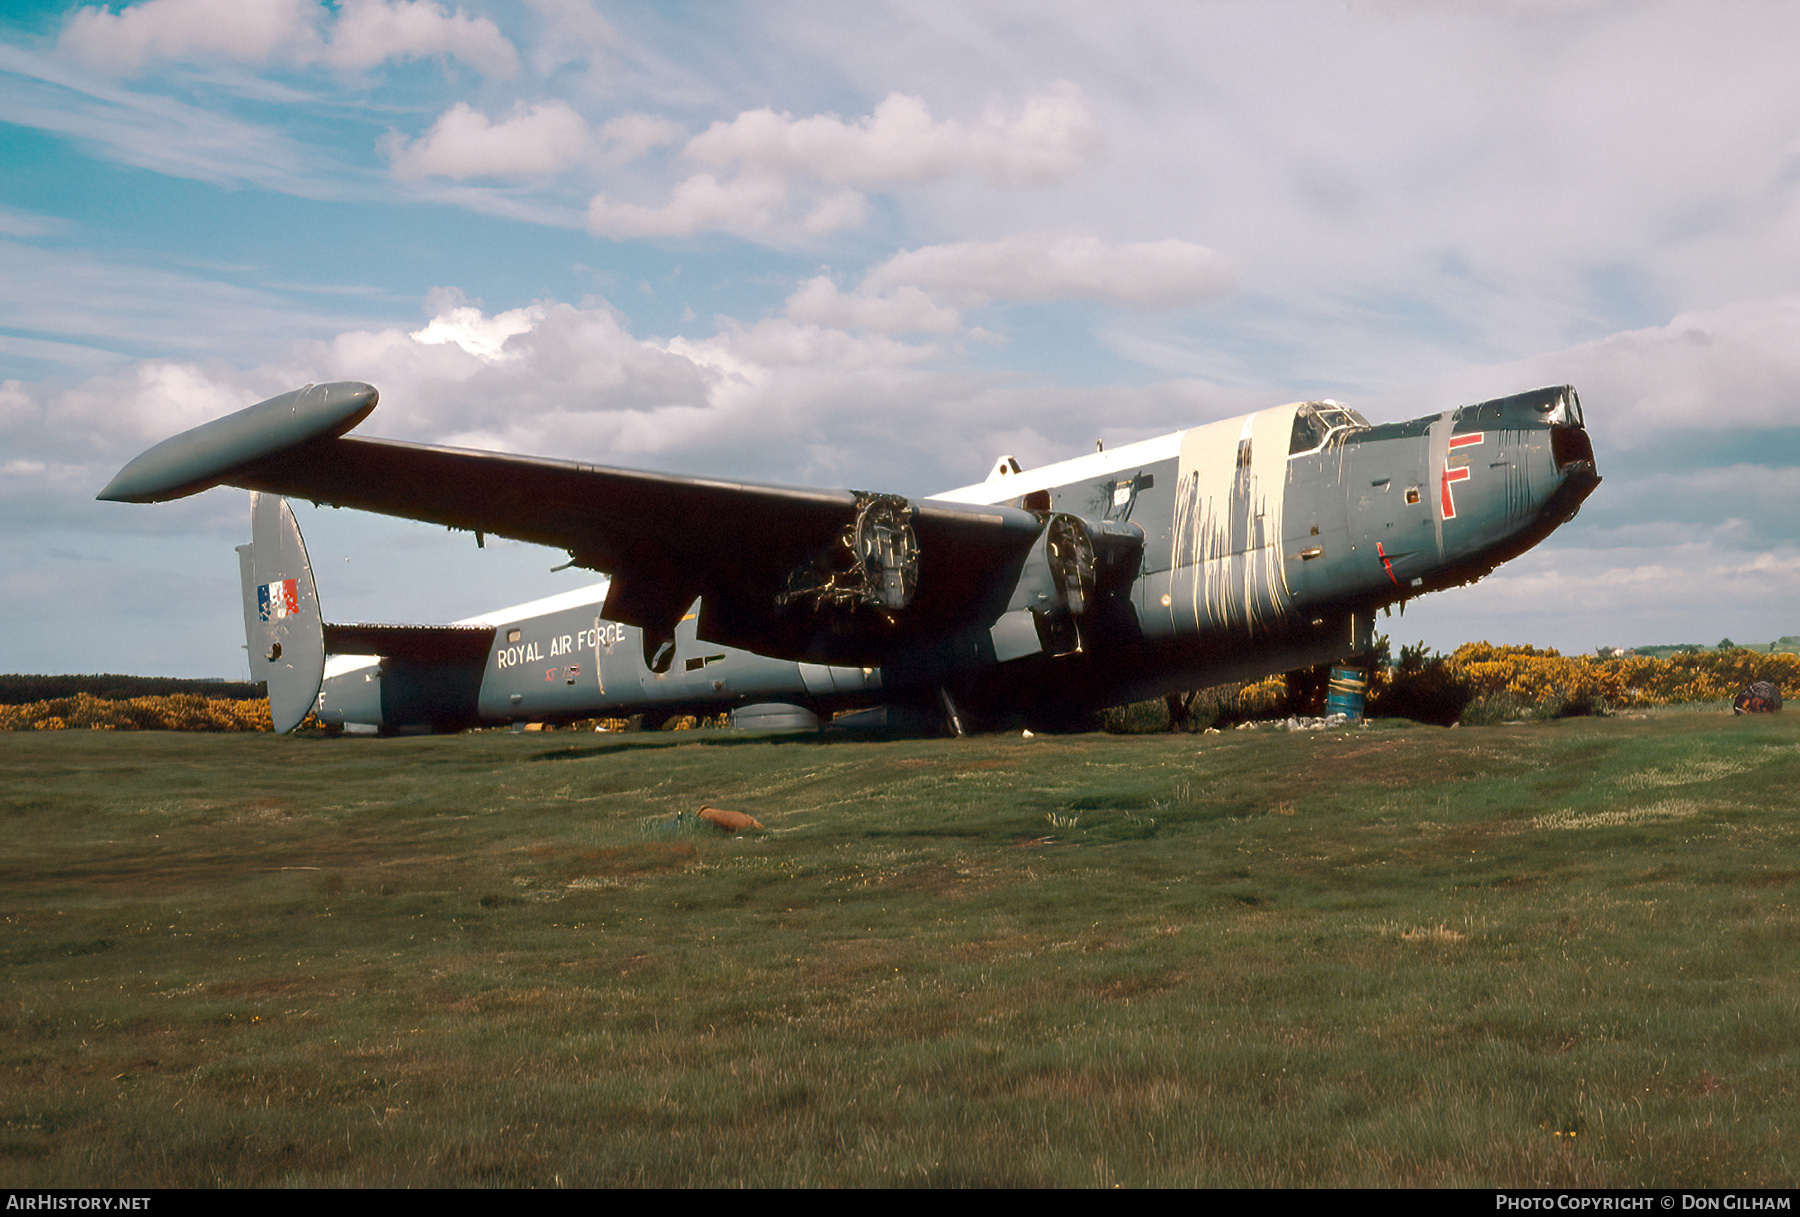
[97,381,379,503]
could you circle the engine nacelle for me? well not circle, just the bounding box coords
[989,513,1142,662]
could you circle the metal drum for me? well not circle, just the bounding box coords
[1325,666,1368,722]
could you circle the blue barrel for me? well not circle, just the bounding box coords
[1325,666,1368,721]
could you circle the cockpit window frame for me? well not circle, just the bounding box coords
[1288,401,1371,458]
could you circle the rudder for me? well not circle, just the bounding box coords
[237,493,326,732]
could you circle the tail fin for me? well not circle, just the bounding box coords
[236,493,325,733]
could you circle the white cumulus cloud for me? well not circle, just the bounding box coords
[324,0,517,77]
[800,191,868,236]
[783,277,962,335]
[387,101,587,180]
[587,172,788,240]
[684,83,1100,189]
[411,302,546,360]
[58,0,518,78]
[58,0,320,72]
[597,113,687,164]
[863,233,1235,309]
[584,84,1102,242]
[1402,536,1800,654]
[1469,295,1800,445]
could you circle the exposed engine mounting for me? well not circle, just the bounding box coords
[779,492,921,613]
[1045,514,1097,616]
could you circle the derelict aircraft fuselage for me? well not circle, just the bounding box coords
[104,383,1599,733]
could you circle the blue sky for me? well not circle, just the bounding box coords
[3,0,1799,678]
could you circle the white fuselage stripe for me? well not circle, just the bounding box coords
[928,432,1185,506]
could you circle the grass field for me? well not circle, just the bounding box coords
[3,713,1797,1187]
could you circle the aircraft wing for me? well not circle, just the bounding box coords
[322,622,497,665]
[101,383,1047,667]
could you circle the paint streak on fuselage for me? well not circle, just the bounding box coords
[1169,403,1300,637]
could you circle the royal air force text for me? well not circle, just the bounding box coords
[494,623,628,670]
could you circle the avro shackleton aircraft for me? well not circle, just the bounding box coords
[102,382,1599,734]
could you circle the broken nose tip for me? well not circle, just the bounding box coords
[1550,422,1596,476]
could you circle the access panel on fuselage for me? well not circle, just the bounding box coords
[1343,419,1436,593]
[1279,441,1352,608]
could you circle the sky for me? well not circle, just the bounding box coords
[3,0,1799,679]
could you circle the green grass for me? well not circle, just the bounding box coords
[3,713,1797,1186]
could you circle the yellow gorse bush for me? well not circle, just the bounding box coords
[0,692,273,732]
[1403,643,1800,711]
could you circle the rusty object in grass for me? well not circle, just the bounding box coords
[697,805,765,832]
[1733,681,1783,715]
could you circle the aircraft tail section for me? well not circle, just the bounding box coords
[236,492,326,733]
[228,492,878,736]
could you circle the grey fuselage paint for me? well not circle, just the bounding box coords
[922,386,1597,722]
[312,585,881,734]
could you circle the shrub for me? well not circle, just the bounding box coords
[1367,643,1471,726]
[0,693,273,732]
[1364,642,1800,724]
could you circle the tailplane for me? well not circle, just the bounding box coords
[236,493,326,732]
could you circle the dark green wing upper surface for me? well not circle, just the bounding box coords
[102,385,1045,666]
